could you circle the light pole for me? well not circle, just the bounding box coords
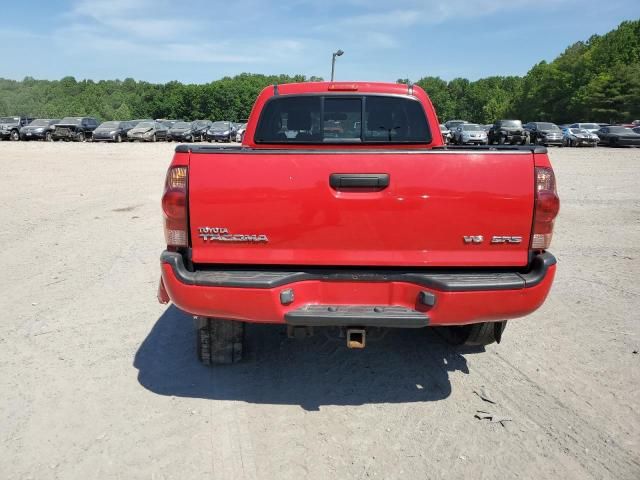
[331,49,344,81]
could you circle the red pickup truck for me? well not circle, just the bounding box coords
[158,81,559,365]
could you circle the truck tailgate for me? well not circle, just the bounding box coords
[188,150,534,267]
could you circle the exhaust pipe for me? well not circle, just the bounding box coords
[347,328,366,349]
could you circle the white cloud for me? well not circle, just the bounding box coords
[68,0,204,39]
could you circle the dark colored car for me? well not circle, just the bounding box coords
[167,120,212,142]
[127,121,168,142]
[166,121,193,142]
[0,116,34,141]
[93,121,136,142]
[205,121,237,142]
[19,119,60,141]
[633,127,640,135]
[524,122,564,146]
[158,119,182,129]
[51,117,99,142]
[596,126,640,147]
[488,120,530,145]
[192,120,212,141]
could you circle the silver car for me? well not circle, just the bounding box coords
[235,123,248,143]
[127,121,168,142]
[569,123,601,134]
[439,124,451,144]
[562,128,599,147]
[452,123,488,145]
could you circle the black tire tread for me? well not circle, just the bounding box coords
[438,321,507,347]
[197,317,244,365]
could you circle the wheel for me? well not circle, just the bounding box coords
[10,130,19,141]
[498,135,505,145]
[152,133,157,142]
[115,134,122,143]
[77,132,85,142]
[438,321,507,347]
[521,136,529,145]
[45,131,52,142]
[196,317,244,365]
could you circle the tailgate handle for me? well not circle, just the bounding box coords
[329,173,390,189]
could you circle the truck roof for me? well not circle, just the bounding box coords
[266,81,417,96]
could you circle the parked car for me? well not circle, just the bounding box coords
[19,118,60,141]
[488,120,529,145]
[0,116,34,141]
[205,121,237,142]
[127,121,168,142]
[439,124,451,144]
[166,122,194,142]
[158,81,560,365]
[235,123,248,143]
[192,120,212,141]
[92,121,136,142]
[568,123,601,134]
[167,121,211,142]
[51,117,99,142]
[524,122,564,146]
[596,126,640,147]
[444,119,468,130]
[158,119,182,129]
[562,128,599,147]
[451,123,488,145]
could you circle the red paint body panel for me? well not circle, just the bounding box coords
[161,263,555,326]
[188,150,534,267]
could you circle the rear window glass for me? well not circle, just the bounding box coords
[254,95,431,144]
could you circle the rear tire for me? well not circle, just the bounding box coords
[77,132,85,142]
[115,134,122,143]
[45,131,52,142]
[10,130,19,141]
[438,321,507,347]
[196,317,244,365]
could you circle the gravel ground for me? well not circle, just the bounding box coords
[0,142,638,480]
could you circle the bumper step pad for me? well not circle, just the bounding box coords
[285,305,428,328]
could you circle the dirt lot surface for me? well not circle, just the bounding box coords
[1,142,638,479]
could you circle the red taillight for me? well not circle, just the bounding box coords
[531,167,560,250]
[162,166,188,247]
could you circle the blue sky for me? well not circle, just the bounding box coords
[1,1,638,84]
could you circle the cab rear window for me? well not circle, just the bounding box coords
[254,95,431,144]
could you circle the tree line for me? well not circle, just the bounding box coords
[0,20,637,125]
